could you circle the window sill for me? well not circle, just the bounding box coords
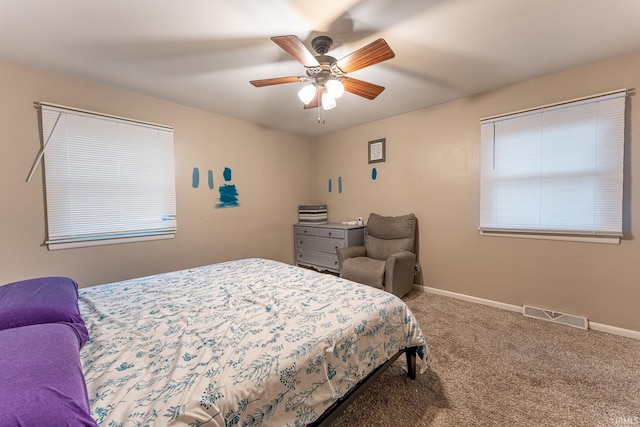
[479,230,620,245]
[47,233,175,250]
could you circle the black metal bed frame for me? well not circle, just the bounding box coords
[309,346,418,426]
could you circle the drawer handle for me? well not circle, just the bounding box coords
[299,241,304,245]
[328,232,332,236]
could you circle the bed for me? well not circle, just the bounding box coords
[77,258,428,426]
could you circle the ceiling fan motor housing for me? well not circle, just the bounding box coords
[311,35,333,55]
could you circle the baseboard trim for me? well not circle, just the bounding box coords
[416,285,521,313]
[414,285,640,341]
[589,322,640,340]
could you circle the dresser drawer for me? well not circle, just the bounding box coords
[296,235,345,254]
[317,228,344,239]
[296,249,339,271]
[295,226,319,236]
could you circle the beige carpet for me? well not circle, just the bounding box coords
[330,291,640,427]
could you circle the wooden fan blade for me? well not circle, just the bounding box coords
[303,86,323,109]
[342,77,385,100]
[250,76,304,87]
[272,35,319,67]
[336,38,395,74]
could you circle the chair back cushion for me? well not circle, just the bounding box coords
[364,213,416,260]
[366,213,416,239]
[365,235,413,260]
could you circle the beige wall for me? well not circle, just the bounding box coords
[0,60,312,287]
[3,52,639,332]
[312,52,640,331]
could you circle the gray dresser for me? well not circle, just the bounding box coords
[294,223,366,273]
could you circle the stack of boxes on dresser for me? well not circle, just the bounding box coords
[298,205,328,224]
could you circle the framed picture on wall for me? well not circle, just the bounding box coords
[368,138,386,163]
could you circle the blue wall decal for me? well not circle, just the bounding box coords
[192,167,200,188]
[217,167,239,208]
[372,167,378,180]
[338,176,343,193]
[328,178,332,193]
[223,167,232,181]
[208,170,214,189]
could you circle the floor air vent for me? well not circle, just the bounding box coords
[523,305,588,330]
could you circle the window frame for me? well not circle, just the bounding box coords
[37,103,177,250]
[478,90,627,244]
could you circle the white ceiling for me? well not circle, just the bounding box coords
[1,0,640,138]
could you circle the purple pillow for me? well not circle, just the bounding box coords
[0,323,98,427]
[0,276,86,331]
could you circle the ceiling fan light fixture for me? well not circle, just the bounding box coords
[322,92,336,110]
[326,79,344,99]
[298,84,317,105]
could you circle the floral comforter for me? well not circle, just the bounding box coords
[79,258,428,426]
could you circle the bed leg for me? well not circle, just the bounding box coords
[405,347,417,379]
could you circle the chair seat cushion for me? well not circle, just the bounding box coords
[341,257,386,289]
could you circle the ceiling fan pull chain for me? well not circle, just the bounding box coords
[317,90,325,124]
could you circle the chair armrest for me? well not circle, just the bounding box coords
[337,245,366,272]
[384,251,417,298]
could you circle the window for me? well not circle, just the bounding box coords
[479,90,626,242]
[39,103,176,250]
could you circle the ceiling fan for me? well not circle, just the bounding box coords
[250,34,395,114]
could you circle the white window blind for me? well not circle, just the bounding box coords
[479,90,626,238]
[40,103,177,250]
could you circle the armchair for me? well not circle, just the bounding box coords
[337,213,417,298]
